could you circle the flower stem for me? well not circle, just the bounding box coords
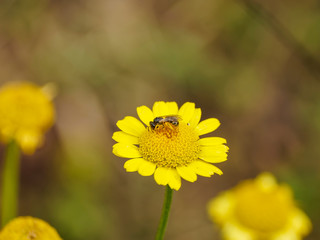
[1,140,20,227]
[155,185,173,240]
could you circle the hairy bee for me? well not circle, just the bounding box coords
[149,115,181,130]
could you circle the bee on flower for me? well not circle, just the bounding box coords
[149,115,181,138]
[207,172,312,240]
[112,101,229,190]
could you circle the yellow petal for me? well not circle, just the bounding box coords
[154,167,170,186]
[189,108,201,128]
[138,159,156,176]
[199,154,227,163]
[16,129,43,155]
[207,192,234,224]
[113,143,142,158]
[112,131,139,144]
[41,83,57,100]
[176,165,197,182]
[167,169,181,190]
[199,147,228,162]
[201,145,229,155]
[195,118,220,136]
[124,158,144,172]
[116,116,145,137]
[178,102,195,123]
[255,172,277,191]
[223,222,255,240]
[189,160,223,177]
[153,101,168,116]
[199,145,229,163]
[137,105,154,126]
[198,137,226,146]
[166,102,179,115]
[272,230,297,240]
[290,209,312,235]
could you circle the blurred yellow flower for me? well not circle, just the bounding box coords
[112,101,228,190]
[0,81,55,154]
[0,216,62,240]
[208,173,312,240]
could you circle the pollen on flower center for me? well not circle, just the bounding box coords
[139,122,200,168]
[234,182,294,233]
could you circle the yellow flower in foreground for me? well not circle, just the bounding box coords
[0,81,55,154]
[208,173,312,240]
[112,101,229,190]
[0,216,62,240]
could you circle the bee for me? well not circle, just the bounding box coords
[149,115,181,130]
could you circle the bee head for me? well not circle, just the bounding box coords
[149,121,156,129]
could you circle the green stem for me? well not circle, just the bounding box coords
[155,185,173,240]
[1,140,20,227]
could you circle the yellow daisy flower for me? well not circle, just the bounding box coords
[0,216,62,240]
[112,101,229,190]
[208,172,312,240]
[0,81,55,155]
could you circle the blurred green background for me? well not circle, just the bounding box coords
[0,0,320,239]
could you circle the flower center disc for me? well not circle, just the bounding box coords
[139,122,200,168]
[234,182,294,233]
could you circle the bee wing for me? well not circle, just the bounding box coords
[161,114,182,119]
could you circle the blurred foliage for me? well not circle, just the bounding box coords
[0,0,320,239]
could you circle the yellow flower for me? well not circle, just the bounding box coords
[112,101,228,190]
[208,173,312,240]
[0,216,62,240]
[0,81,55,154]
